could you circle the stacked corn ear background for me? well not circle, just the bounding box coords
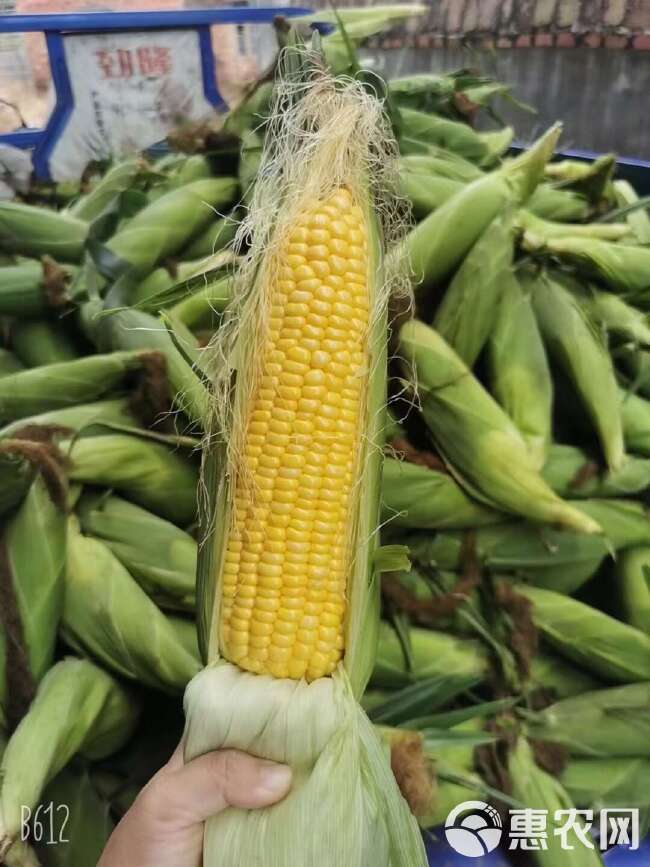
[1,7,650,865]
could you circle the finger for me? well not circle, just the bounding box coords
[152,749,292,826]
[163,740,185,773]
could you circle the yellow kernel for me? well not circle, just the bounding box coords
[310,299,332,317]
[311,261,330,279]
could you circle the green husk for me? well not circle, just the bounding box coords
[397,108,490,163]
[0,202,88,262]
[403,124,561,294]
[478,126,515,165]
[77,492,197,609]
[407,499,650,594]
[88,306,209,428]
[0,477,66,705]
[508,738,604,867]
[63,519,201,691]
[0,443,38,518]
[526,683,650,757]
[616,546,650,634]
[621,388,650,455]
[0,258,76,317]
[562,757,650,811]
[106,178,238,275]
[168,274,231,330]
[399,170,461,218]
[0,397,136,440]
[381,457,502,529]
[542,444,650,498]
[544,236,650,293]
[398,319,601,534]
[371,621,488,690]
[0,350,159,423]
[518,209,630,243]
[0,350,23,378]
[613,179,650,244]
[528,184,590,221]
[180,212,240,260]
[488,271,552,468]
[399,152,482,184]
[11,318,78,367]
[529,653,600,700]
[38,765,114,867]
[64,433,198,526]
[0,659,138,857]
[517,583,650,682]
[433,212,514,366]
[130,266,174,306]
[531,271,624,471]
[68,157,143,222]
[579,287,650,345]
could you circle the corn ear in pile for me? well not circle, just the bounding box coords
[517,583,650,682]
[62,518,201,691]
[64,433,198,526]
[616,546,650,634]
[10,318,78,367]
[508,738,604,867]
[488,271,552,468]
[0,350,22,378]
[562,758,650,812]
[77,493,197,610]
[525,683,650,758]
[398,319,600,533]
[530,271,625,471]
[433,211,514,367]
[613,178,650,244]
[67,157,143,222]
[0,201,88,262]
[621,388,650,455]
[183,48,426,867]
[542,444,650,499]
[544,235,650,294]
[0,258,76,317]
[0,659,138,861]
[579,288,650,346]
[0,397,135,440]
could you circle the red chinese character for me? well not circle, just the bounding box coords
[116,48,134,79]
[136,45,172,77]
[95,49,115,79]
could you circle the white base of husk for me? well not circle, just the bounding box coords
[183,662,426,867]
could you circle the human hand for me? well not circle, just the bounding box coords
[97,744,292,867]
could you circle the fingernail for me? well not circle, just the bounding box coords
[257,762,292,795]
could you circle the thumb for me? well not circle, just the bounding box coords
[158,749,292,826]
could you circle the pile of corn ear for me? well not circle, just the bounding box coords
[1,9,650,867]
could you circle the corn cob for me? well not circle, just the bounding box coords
[616,546,650,634]
[613,178,650,244]
[67,157,143,222]
[11,318,78,367]
[0,477,66,720]
[433,211,514,367]
[508,738,604,867]
[530,271,625,471]
[77,493,197,610]
[0,659,138,861]
[183,48,426,867]
[517,583,650,682]
[528,184,590,221]
[0,201,88,262]
[398,319,600,533]
[621,388,650,455]
[63,518,201,691]
[382,457,502,529]
[64,433,198,526]
[0,350,161,423]
[106,178,238,276]
[525,683,650,757]
[0,258,76,317]
[542,444,650,498]
[488,271,552,468]
[544,236,650,293]
[403,124,560,294]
